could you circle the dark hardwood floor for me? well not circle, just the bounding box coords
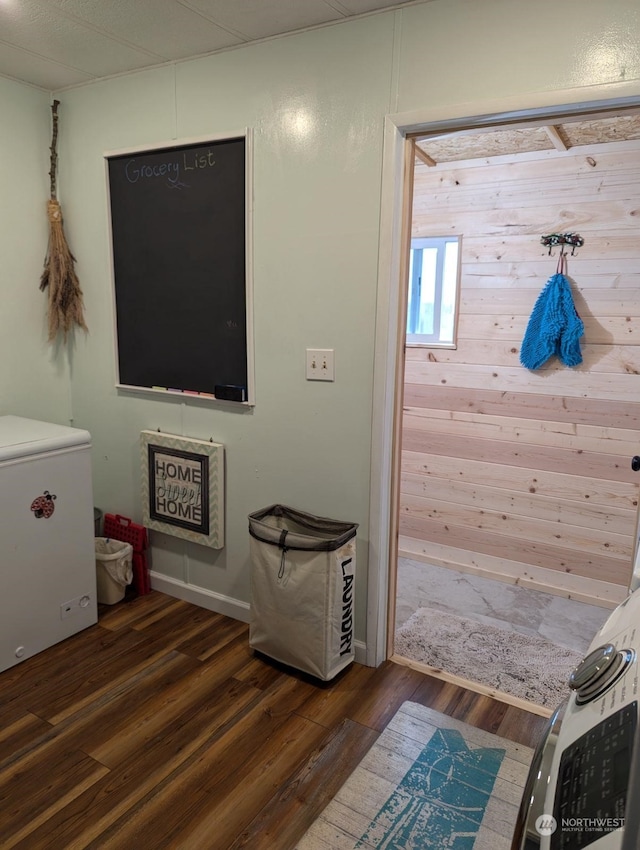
[0,591,549,849]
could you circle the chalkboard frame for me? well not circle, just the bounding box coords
[104,130,254,406]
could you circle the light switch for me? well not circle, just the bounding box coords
[306,349,335,381]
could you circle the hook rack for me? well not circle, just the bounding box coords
[541,232,584,256]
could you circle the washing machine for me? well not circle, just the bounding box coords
[511,562,640,848]
[0,416,98,672]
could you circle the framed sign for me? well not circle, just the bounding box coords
[141,431,224,548]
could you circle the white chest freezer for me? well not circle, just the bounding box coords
[0,416,98,672]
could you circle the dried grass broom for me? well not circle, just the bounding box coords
[40,99,88,342]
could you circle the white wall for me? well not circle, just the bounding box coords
[29,0,639,651]
[0,77,71,422]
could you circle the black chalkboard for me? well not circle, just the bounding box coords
[107,135,249,401]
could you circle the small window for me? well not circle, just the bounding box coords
[406,236,459,347]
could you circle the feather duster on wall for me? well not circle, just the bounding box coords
[39,100,88,342]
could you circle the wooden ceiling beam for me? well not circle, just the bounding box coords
[413,141,437,167]
[544,125,568,151]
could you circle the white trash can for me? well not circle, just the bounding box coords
[95,537,133,605]
[248,504,358,681]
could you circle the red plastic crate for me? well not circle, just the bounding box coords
[103,513,150,594]
[133,552,150,595]
[103,513,148,552]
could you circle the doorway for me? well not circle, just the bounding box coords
[367,93,640,701]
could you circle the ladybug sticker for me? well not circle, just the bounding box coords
[31,491,57,519]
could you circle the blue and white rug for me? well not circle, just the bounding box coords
[296,701,534,850]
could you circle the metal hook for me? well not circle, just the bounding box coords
[541,232,584,257]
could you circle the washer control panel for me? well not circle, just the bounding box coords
[552,702,636,849]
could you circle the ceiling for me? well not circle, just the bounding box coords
[0,0,418,91]
[413,111,640,166]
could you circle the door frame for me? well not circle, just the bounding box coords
[366,80,640,668]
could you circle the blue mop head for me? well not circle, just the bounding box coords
[520,273,584,370]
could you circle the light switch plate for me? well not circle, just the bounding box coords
[306,349,335,381]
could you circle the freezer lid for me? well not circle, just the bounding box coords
[0,416,91,461]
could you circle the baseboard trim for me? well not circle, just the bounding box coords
[150,571,369,666]
[354,640,367,666]
[149,571,251,623]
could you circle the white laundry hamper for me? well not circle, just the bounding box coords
[95,537,133,604]
[248,504,358,681]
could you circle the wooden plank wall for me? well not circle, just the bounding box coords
[399,138,640,607]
